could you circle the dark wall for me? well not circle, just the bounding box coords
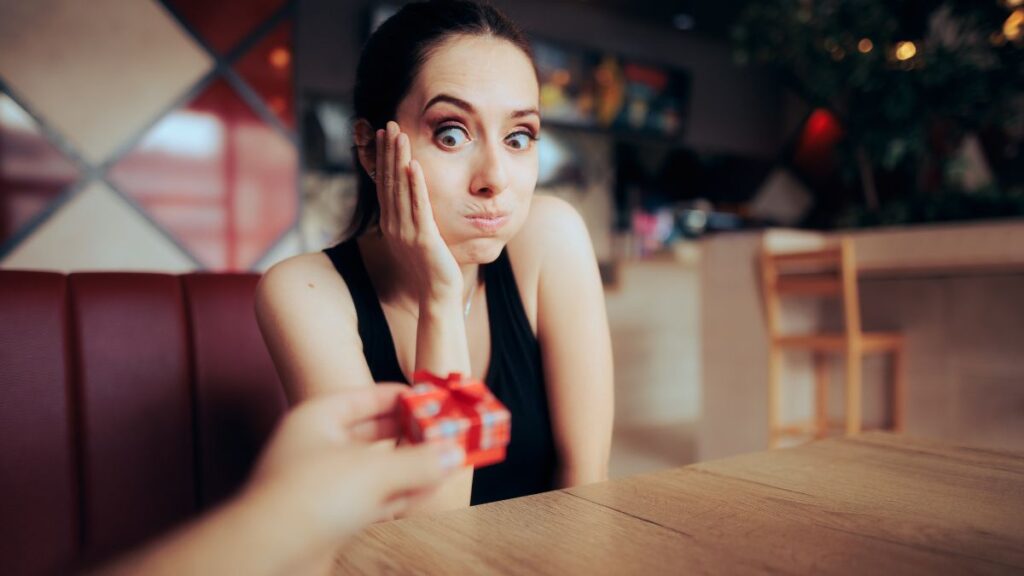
[296,0,787,157]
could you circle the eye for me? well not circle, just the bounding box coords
[506,130,536,151]
[435,125,469,148]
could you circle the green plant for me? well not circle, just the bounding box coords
[734,0,1024,226]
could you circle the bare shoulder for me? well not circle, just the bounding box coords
[256,251,354,317]
[505,195,594,331]
[255,249,374,399]
[258,250,344,289]
[507,194,592,276]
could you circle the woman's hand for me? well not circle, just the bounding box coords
[376,121,463,303]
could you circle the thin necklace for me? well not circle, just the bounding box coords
[463,277,478,318]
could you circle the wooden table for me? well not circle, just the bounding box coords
[334,433,1024,575]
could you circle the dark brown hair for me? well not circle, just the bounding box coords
[347,0,534,238]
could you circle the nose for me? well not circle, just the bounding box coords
[469,139,510,196]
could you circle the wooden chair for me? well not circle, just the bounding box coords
[759,237,905,448]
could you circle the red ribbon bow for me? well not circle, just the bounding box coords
[412,370,488,403]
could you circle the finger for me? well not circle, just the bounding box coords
[375,128,388,227]
[304,384,406,429]
[387,481,443,508]
[377,496,407,522]
[395,131,413,231]
[348,413,400,442]
[379,483,442,520]
[385,122,398,226]
[408,159,434,226]
[340,385,407,425]
[371,442,465,499]
[341,384,407,438]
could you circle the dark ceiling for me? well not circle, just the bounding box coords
[558,0,752,39]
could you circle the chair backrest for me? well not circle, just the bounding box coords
[0,270,287,574]
[758,237,861,339]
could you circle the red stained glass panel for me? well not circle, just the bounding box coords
[234,20,294,129]
[108,79,297,270]
[166,0,288,55]
[0,92,80,248]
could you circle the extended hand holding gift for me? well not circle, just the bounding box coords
[98,385,465,576]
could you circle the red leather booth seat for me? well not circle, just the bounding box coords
[0,271,287,575]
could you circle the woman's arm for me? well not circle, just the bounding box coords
[255,253,375,403]
[404,292,475,511]
[532,196,615,487]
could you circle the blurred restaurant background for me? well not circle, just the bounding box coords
[1,0,1022,480]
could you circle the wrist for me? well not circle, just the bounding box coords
[414,290,472,377]
[235,479,336,564]
[419,289,463,315]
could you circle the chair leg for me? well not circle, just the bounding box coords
[891,344,905,433]
[814,353,829,439]
[768,346,782,449]
[845,345,863,436]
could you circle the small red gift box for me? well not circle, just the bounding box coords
[398,371,511,468]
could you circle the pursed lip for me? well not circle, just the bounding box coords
[466,211,509,220]
[465,211,510,232]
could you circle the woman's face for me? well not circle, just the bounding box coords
[393,34,540,265]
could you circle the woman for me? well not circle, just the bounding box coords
[256,0,613,512]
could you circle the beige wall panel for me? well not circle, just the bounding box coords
[255,228,303,272]
[1,181,197,272]
[607,257,700,426]
[0,0,212,163]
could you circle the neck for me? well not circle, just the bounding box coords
[459,262,482,298]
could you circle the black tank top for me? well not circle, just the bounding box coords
[323,239,558,505]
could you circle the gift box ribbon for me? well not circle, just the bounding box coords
[407,371,509,466]
[411,370,488,404]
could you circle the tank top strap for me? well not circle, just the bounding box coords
[323,240,375,311]
[323,240,407,383]
[483,248,537,352]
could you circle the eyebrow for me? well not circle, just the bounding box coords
[421,93,539,120]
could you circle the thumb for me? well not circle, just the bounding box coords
[371,442,464,500]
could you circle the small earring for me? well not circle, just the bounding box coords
[369,170,377,181]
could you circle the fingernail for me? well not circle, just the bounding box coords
[438,445,465,471]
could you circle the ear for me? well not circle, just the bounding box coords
[352,118,377,180]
